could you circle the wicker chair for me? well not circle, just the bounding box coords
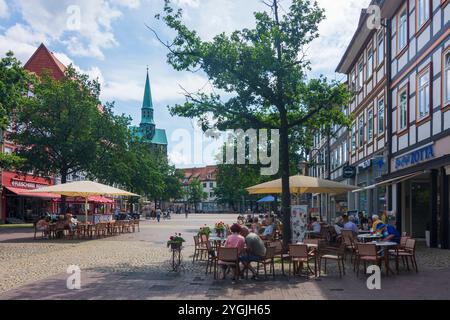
[319,242,346,277]
[287,244,315,278]
[355,243,382,276]
[193,235,208,262]
[390,238,418,273]
[255,246,276,279]
[216,247,240,280]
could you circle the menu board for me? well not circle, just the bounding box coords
[291,205,308,243]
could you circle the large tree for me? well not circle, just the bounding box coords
[12,66,127,213]
[152,0,351,248]
[0,52,31,169]
[186,178,207,212]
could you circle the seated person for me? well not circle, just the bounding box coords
[251,217,261,234]
[334,216,344,236]
[69,215,78,230]
[377,223,401,244]
[260,215,268,226]
[222,224,246,279]
[260,222,275,240]
[343,215,359,236]
[36,216,50,238]
[358,212,369,229]
[372,215,382,233]
[310,217,321,235]
[239,227,266,278]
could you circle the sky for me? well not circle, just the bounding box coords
[0,0,371,168]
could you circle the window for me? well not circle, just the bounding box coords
[417,66,430,121]
[367,48,373,80]
[378,98,385,134]
[350,71,356,91]
[209,182,214,188]
[377,31,384,66]
[203,183,207,188]
[398,7,408,52]
[398,86,408,131]
[368,109,374,141]
[210,192,214,198]
[358,115,364,148]
[417,0,430,30]
[444,50,450,107]
[358,61,364,89]
[351,125,357,152]
[343,140,348,163]
[337,145,342,167]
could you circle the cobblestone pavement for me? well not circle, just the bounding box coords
[1,214,450,300]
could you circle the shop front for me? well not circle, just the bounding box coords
[1,172,57,223]
[389,138,450,249]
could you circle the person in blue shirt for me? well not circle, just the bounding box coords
[377,223,401,244]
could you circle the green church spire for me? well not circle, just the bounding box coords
[141,67,155,125]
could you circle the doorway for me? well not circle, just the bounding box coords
[410,181,432,239]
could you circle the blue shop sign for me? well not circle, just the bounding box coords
[395,144,434,169]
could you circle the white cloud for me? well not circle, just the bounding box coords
[309,0,372,78]
[0,23,48,62]
[13,0,138,59]
[0,0,8,18]
[0,0,9,18]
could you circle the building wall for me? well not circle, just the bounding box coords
[390,0,450,159]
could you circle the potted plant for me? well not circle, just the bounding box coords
[167,233,185,250]
[214,221,226,237]
[198,225,211,237]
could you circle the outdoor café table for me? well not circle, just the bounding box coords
[372,241,398,276]
[209,236,227,249]
[358,229,371,234]
[357,233,383,243]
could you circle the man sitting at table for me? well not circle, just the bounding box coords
[309,217,321,235]
[343,215,358,236]
[239,227,266,279]
[377,223,401,244]
[372,215,382,233]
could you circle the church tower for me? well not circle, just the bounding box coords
[139,68,156,140]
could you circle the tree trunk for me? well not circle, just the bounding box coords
[60,170,67,215]
[280,115,292,250]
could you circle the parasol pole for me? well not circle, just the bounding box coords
[85,197,88,224]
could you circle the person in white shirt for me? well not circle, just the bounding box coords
[334,216,344,235]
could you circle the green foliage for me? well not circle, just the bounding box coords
[12,66,104,181]
[0,51,33,169]
[154,0,352,245]
[186,178,207,211]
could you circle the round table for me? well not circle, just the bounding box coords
[371,241,399,276]
[209,236,226,249]
[357,233,383,242]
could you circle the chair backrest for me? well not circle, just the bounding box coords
[400,236,410,248]
[272,240,283,254]
[218,247,238,261]
[288,244,308,258]
[193,235,200,246]
[200,234,209,243]
[405,238,416,252]
[356,243,377,256]
[265,246,276,259]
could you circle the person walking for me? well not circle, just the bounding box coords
[185,209,189,219]
[156,207,162,223]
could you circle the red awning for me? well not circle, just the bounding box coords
[5,186,61,199]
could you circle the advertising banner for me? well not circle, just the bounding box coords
[291,205,308,243]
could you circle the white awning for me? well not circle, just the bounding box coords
[352,171,425,193]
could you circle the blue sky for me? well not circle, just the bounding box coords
[0,0,370,168]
